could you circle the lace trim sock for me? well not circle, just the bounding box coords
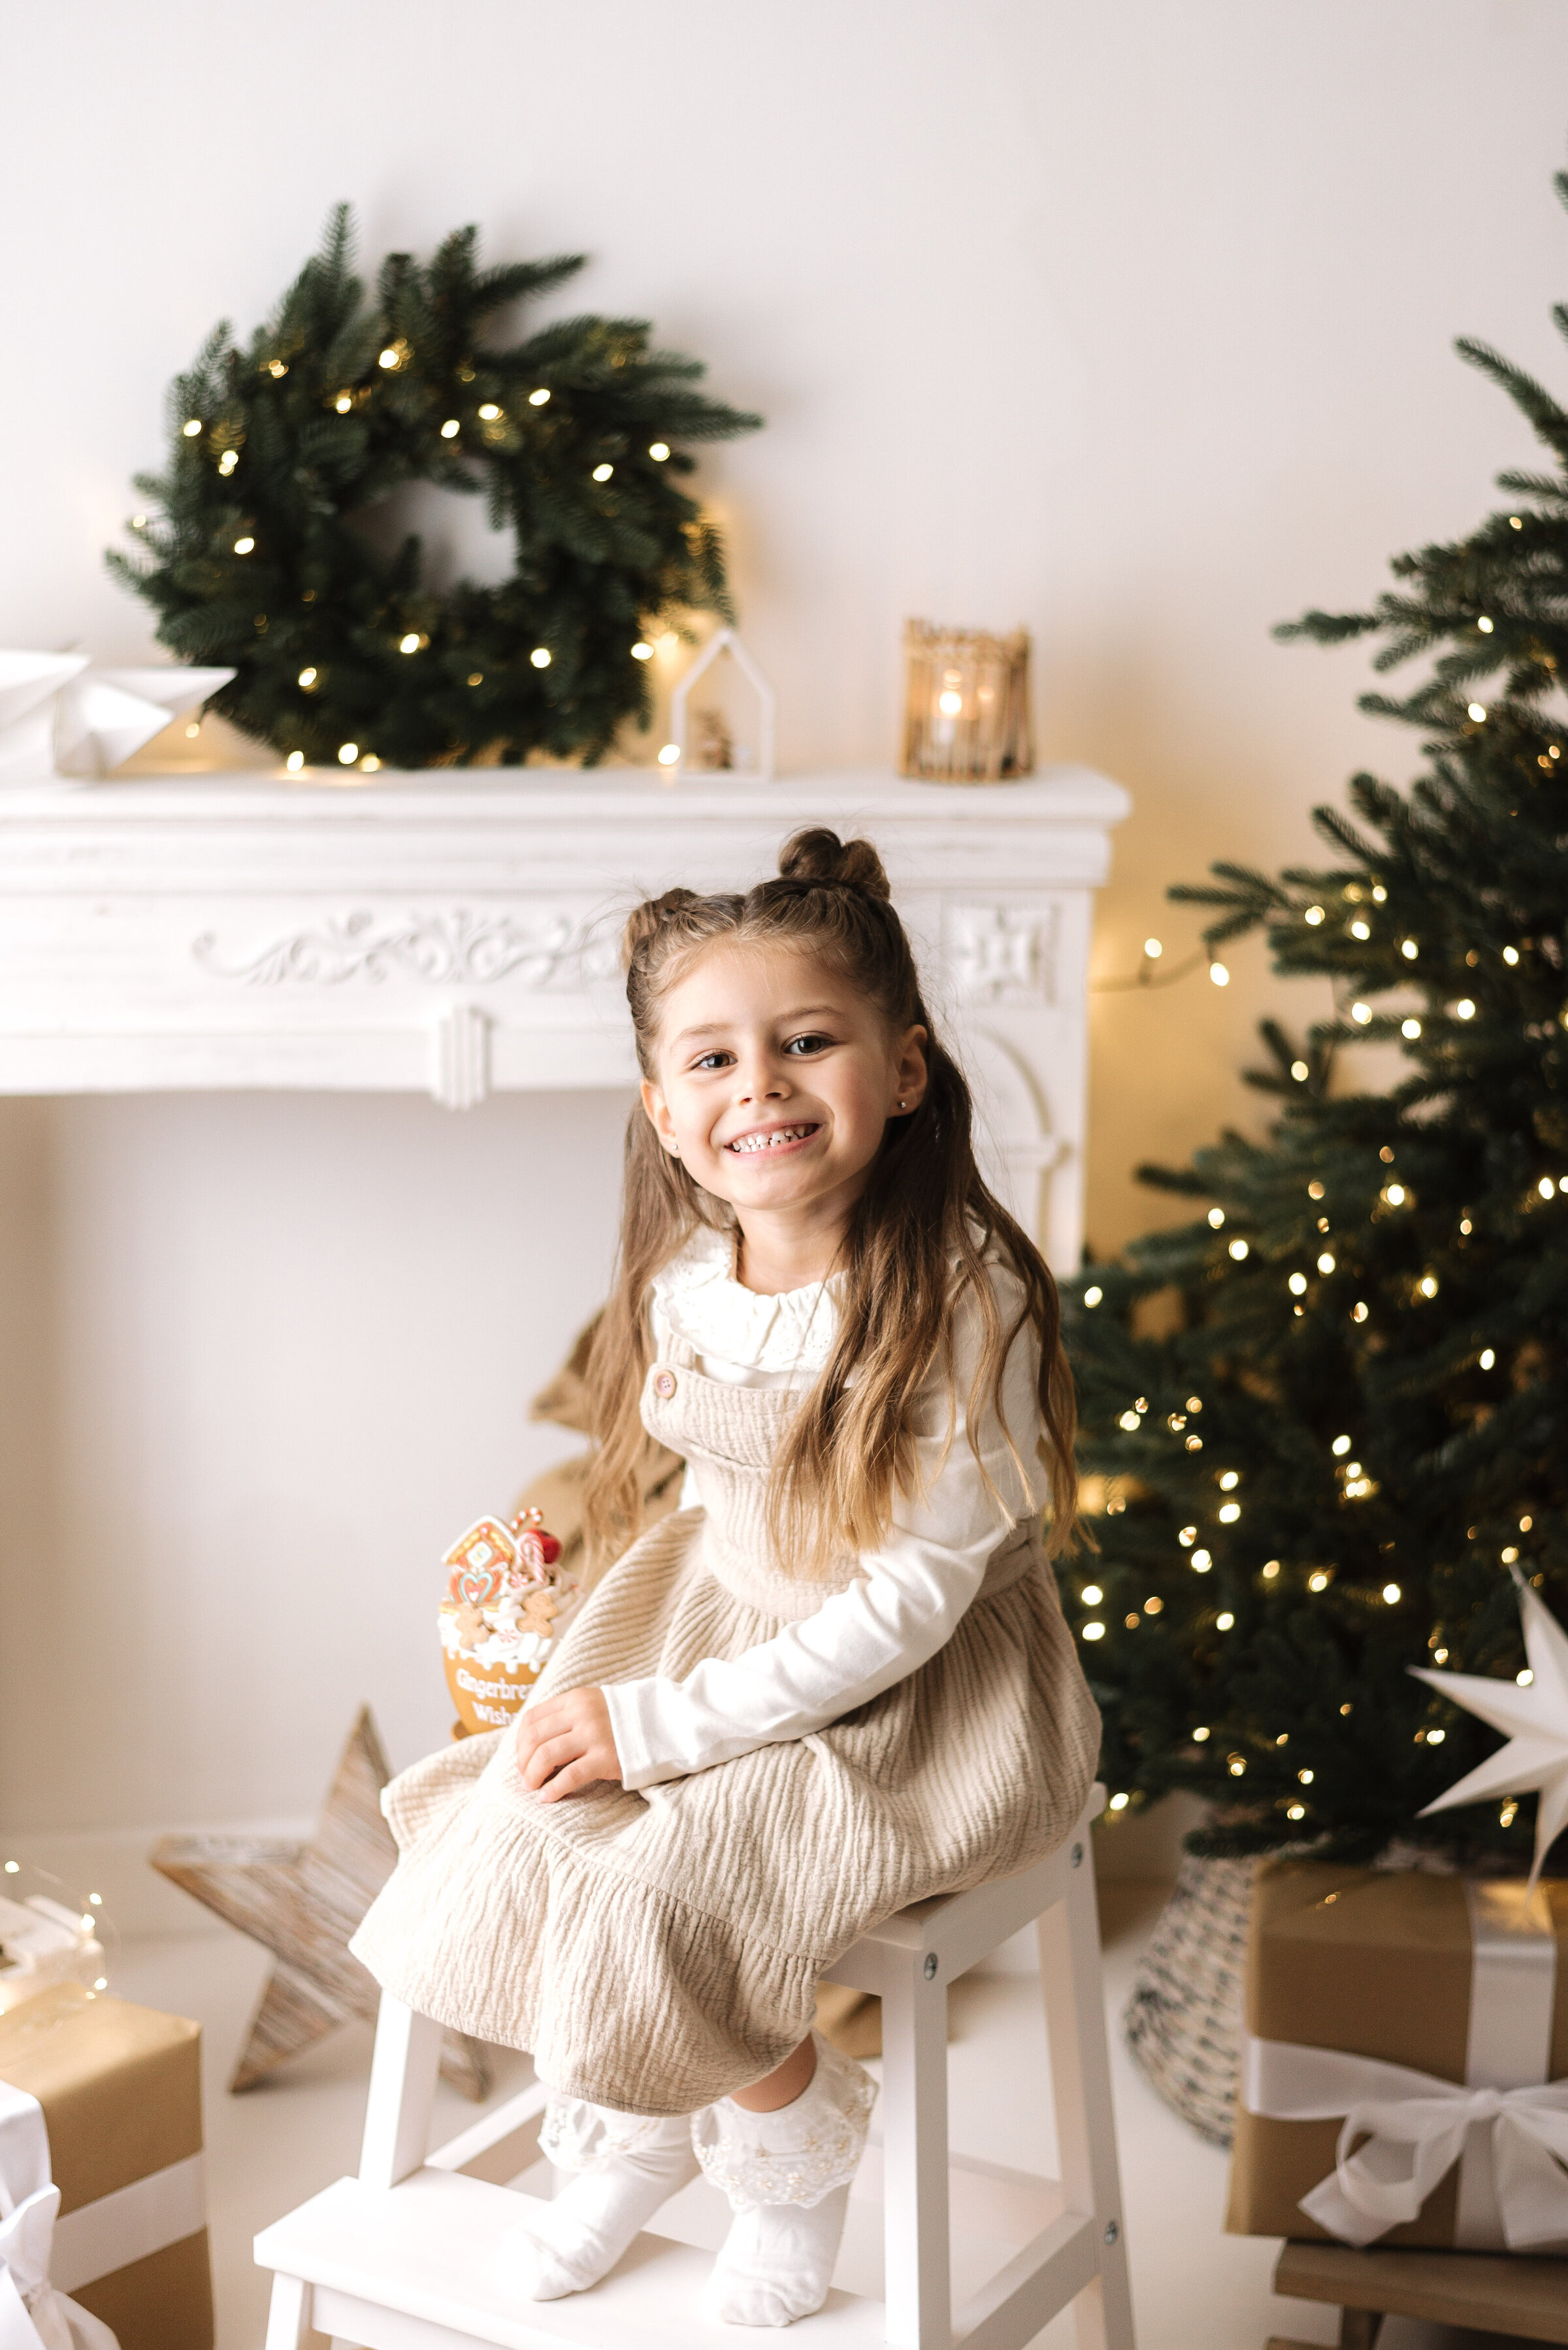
[498,2096,697,2301]
[693,2032,876,2327]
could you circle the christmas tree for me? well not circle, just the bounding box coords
[1063,167,1568,1870]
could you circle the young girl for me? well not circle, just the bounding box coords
[352,830,1098,2326]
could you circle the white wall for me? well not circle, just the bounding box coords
[5,0,1568,1852]
[0,1092,631,1853]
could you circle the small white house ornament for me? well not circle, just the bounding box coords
[668,627,775,781]
[0,652,235,782]
[1413,1568,1568,1887]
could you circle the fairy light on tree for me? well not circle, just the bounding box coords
[1061,160,1568,1868]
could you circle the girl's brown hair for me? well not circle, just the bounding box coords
[583,829,1077,1576]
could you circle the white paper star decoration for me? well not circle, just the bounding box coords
[0,652,90,780]
[1413,1568,1568,1885]
[0,651,235,781]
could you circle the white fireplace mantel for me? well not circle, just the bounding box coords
[0,765,1126,1268]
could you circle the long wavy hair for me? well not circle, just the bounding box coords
[583,828,1077,1577]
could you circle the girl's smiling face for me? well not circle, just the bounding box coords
[640,942,927,1236]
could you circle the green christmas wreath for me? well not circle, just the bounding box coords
[108,207,762,771]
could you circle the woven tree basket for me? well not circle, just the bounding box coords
[1121,1851,1256,2148]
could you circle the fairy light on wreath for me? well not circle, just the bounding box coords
[107,205,762,772]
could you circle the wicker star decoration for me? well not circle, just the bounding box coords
[150,1705,491,2096]
[1413,1569,1568,1887]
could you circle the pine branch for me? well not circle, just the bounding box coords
[1458,336,1568,459]
[1274,608,1379,646]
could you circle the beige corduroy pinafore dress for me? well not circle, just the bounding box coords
[351,1331,1100,2117]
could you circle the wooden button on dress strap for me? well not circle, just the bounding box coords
[654,1370,678,1398]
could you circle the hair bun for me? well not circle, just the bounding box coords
[776,828,891,901]
[621,886,704,969]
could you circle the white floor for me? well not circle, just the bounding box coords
[110,1883,1537,2350]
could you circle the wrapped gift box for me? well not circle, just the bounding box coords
[0,1981,213,2349]
[1228,1858,1568,2253]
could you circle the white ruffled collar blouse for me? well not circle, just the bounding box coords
[651,1221,841,1376]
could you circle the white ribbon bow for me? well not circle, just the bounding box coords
[0,2089,117,2350]
[1243,2035,1568,2251]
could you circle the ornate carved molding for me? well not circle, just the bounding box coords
[191,908,619,991]
[945,902,1060,1005]
[0,769,1126,1260]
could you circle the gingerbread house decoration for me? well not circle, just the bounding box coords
[442,1515,519,1602]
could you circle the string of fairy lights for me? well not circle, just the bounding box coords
[1094,874,1568,1287]
[1077,1481,1541,1826]
[1081,857,1561,1828]
[1077,1499,1542,1821]
[149,374,692,774]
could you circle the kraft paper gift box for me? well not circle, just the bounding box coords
[0,1981,213,2349]
[1227,1857,1568,2254]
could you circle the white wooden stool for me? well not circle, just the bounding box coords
[255,1785,1134,2350]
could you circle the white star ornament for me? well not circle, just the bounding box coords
[1413,1570,1568,1888]
[0,651,90,780]
[53,665,237,776]
[0,655,235,780]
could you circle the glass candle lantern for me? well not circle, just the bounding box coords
[901,621,1032,782]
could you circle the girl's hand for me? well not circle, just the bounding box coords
[514,1686,623,1802]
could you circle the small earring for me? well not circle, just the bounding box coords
[670,1140,681,1155]
[897,1099,907,1110]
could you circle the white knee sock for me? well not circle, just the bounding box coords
[693,2032,876,2327]
[498,2095,697,2300]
